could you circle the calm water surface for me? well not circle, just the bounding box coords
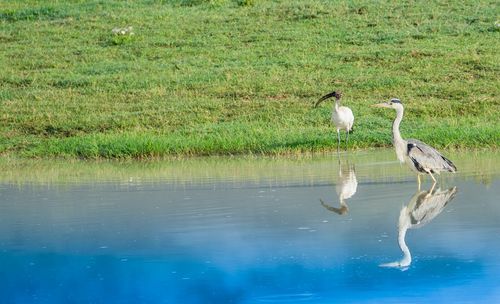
[0,150,498,303]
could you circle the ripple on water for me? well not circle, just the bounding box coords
[254,293,320,303]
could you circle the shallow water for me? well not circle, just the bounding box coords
[0,150,499,303]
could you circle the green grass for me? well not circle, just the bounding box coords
[0,0,499,158]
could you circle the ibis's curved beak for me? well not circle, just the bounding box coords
[313,99,323,108]
[314,91,337,108]
[372,102,390,108]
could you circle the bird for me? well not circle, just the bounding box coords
[314,91,354,151]
[372,98,457,188]
[320,160,357,215]
[379,185,458,269]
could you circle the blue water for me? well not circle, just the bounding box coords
[0,154,499,303]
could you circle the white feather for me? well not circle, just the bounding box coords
[332,106,354,132]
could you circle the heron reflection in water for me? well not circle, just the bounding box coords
[320,159,357,215]
[380,185,458,270]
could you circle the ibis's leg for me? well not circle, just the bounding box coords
[336,129,340,152]
[346,130,349,150]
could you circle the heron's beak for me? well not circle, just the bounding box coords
[372,102,390,108]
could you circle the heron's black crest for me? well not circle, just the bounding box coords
[390,98,402,104]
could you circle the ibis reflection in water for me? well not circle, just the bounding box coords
[320,159,358,215]
[380,185,458,270]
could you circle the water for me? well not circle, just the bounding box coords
[0,150,498,303]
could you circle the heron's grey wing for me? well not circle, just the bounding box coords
[407,139,457,173]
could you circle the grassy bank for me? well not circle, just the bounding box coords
[1,0,499,158]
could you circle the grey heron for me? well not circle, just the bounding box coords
[372,99,457,188]
[380,185,458,269]
[320,161,357,215]
[315,91,354,150]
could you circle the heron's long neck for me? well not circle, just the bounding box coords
[392,107,407,163]
[392,107,404,145]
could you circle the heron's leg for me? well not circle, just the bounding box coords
[429,172,437,184]
[417,174,421,191]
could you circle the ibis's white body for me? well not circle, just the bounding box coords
[332,105,354,133]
